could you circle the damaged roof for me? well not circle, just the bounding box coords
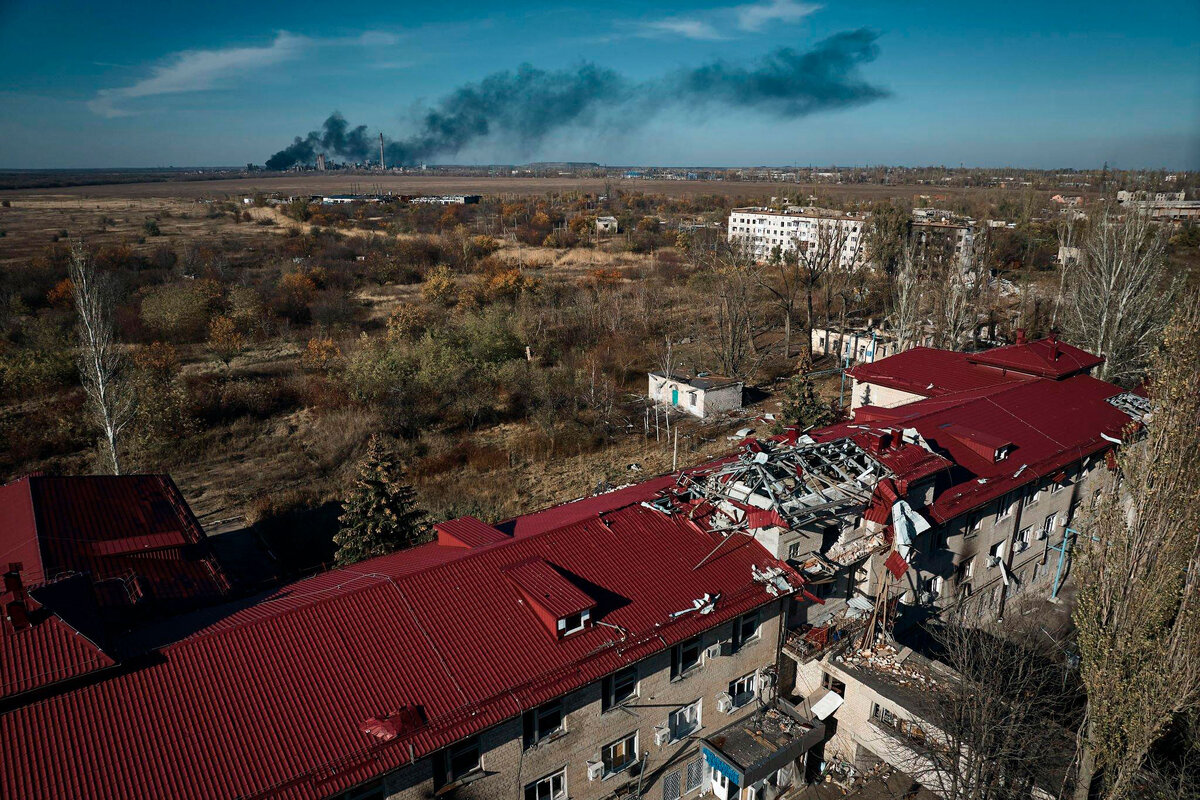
[2,482,801,800]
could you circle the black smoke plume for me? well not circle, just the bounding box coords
[266,29,887,169]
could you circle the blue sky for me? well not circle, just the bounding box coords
[1,0,1197,169]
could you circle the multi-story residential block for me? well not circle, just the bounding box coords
[726,207,869,269]
[1,471,823,800]
[1,335,1142,800]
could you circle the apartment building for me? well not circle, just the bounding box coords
[726,207,868,269]
[910,212,975,270]
[1,472,822,800]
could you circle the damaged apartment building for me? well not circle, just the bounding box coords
[0,335,1144,800]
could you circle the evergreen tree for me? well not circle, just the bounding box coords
[333,434,428,566]
[774,373,835,434]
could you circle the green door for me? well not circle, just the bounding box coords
[672,388,679,405]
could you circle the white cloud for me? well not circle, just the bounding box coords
[88,30,402,117]
[636,0,819,41]
[639,18,727,41]
[89,32,307,118]
[734,0,821,32]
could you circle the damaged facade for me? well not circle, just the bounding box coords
[1,335,1140,800]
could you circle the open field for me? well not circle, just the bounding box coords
[0,173,1043,203]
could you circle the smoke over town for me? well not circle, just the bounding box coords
[265,29,887,169]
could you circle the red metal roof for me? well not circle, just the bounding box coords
[966,336,1104,379]
[0,475,231,603]
[847,347,1031,398]
[0,475,233,702]
[434,516,509,548]
[503,557,596,622]
[2,482,801,800]
[831,374,1132,522]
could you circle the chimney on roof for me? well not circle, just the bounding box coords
[1015,328,1027,345]
[4,562,30,631]
[1049,331,1060,360]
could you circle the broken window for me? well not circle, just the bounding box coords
[671,636,702,679]
[871,703,896,727]
[996,493,1017,521]
[964,513,983,538]
[523,701,564,748]
[1022,487,1040,508]
[526,770,567,800]
[603,732,639,775]
[1041,514,1056,539]
[1014,526,1032,552]
[602,666,639,712]
[821,672,846,695]
[956,558,974,583]
[731,611,760,652]
[434,738,481,789]
[669,699,703,741]
[988,541,1005,567]
[729,672,757,708]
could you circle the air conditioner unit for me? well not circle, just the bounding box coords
[587,761,604,782]
[1037,529,1049,540]
[987,556,1001,568]
[654,725,670,746]
[705,644,722,661]
[716,692,734,714]
[919,591,938,605]
[1014,541,1028,553]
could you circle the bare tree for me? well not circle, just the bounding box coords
[755,247,804,359]
[69,241,135,474]
[1074,296,1200,800]
[931,270,973,351]
[890,242,922,352]
[1052,215,1080,328]
[897,616,1081,800]
[1063,205,1175,384]
[796,216,852,362]
[694,239,761,379]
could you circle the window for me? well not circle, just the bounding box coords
[988,541,1005,566]
[787,541,804,560]
[602,666,638,712]
[671,636,702,679]
[523,701,564,748]
[685,758,704,792]
[996,493,1017,521]
[1023,487,1040,508]
[729,672,757,708]
[526,770,567,800]
[669,699,703,741]
[1041,514,1056,539]
[821,672,846,695]
[731,611,760,652]
[871,703,896,727]
[1014,526,1032,552]
[964,513,982,538]
[602,732,639,776]
[434,738,481,789]
[663,770,682,800]
[559,611,587,636]
[1050,476,1067,494]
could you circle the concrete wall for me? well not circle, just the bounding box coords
[648,375,742,419]
[810,331,900,365]
[380,600,787,800]
[848,380,926,414]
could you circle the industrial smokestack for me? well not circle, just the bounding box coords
[379,132,385,171]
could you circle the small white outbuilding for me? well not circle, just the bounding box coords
[648,372,743,419]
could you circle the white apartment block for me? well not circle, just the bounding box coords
[727,207,869,270]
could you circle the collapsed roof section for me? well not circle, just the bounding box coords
[644,430,951,570]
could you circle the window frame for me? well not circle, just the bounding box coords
[602,666,639,712]
[671,636,703,680]
[436,738,482,789]
[525,769,567,800]
[668,698,703,742]
[523,700,565,749]
[731,611,760,652]
[729,672,757,708]
[602,731,640,777]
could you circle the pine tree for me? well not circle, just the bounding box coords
[774,373,834,434]
[333,434,428,566]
